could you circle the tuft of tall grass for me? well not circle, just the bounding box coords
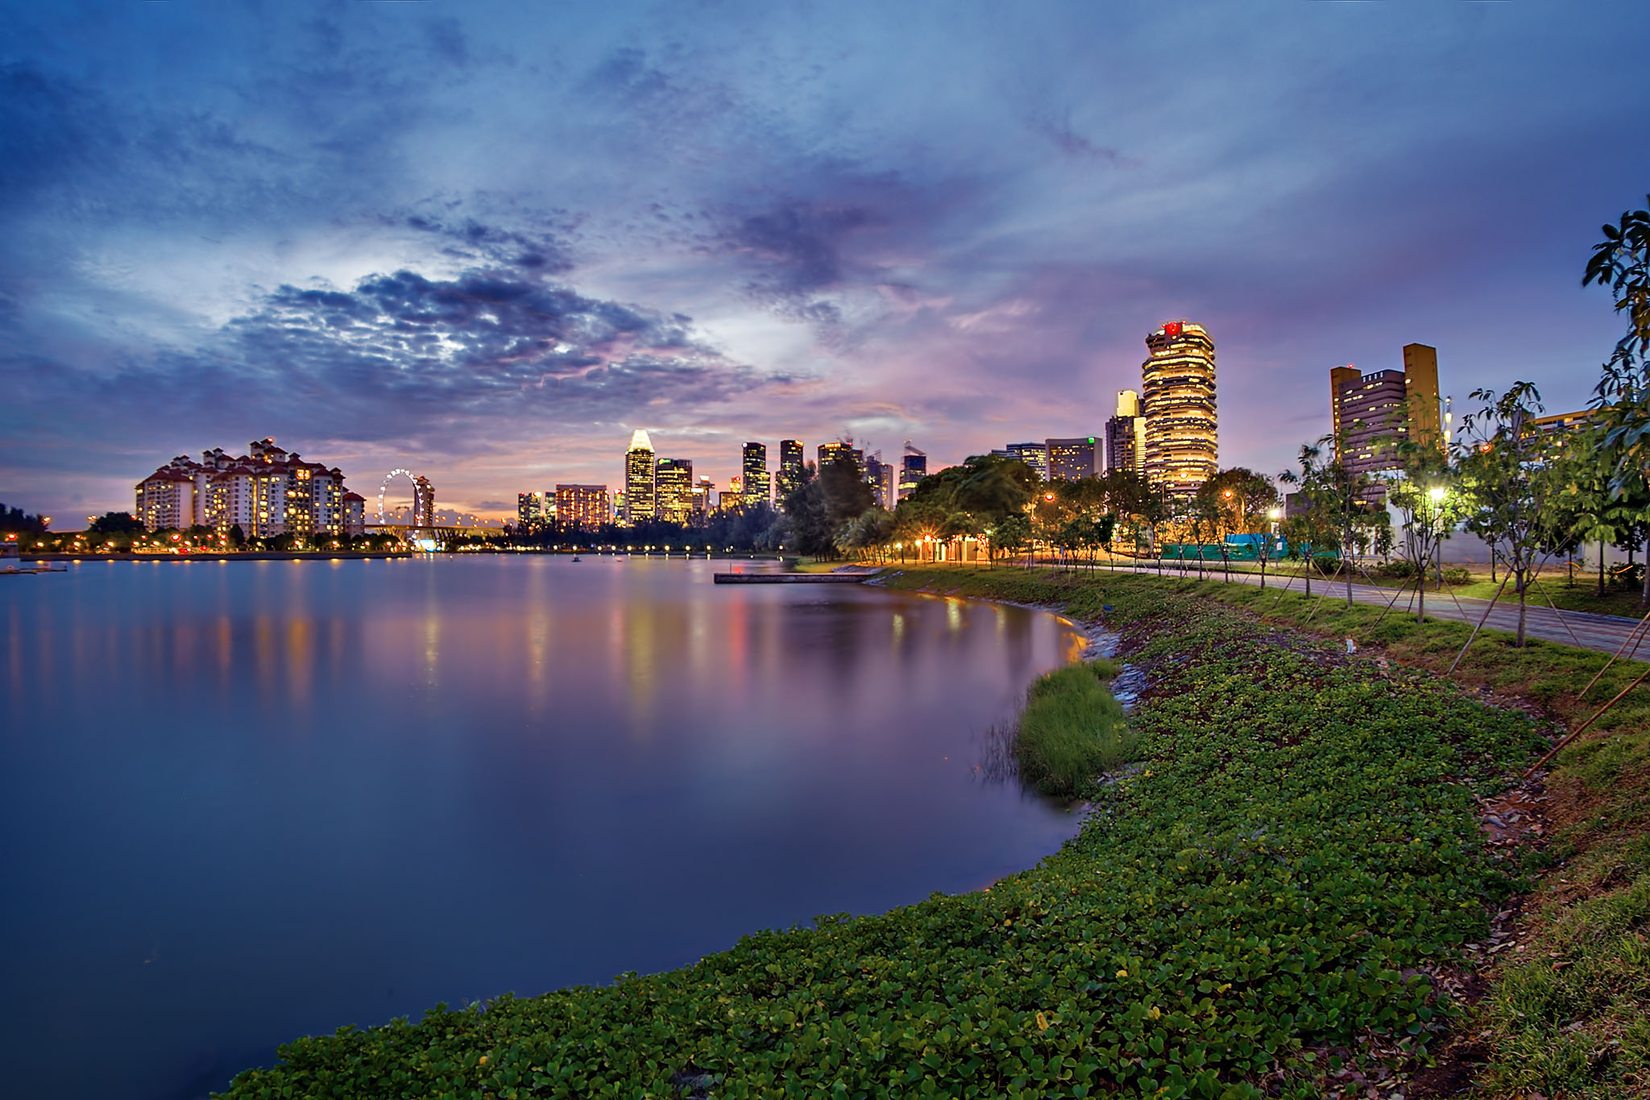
[1016,658,1134,798]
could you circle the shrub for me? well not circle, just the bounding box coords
[1016,659,1133,797]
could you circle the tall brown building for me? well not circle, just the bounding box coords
[1330,343,1444,480]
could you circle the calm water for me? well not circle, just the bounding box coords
[1,556,1085,1099]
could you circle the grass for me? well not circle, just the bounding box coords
[1015,659,1132,797]
[222,568,1553,1099]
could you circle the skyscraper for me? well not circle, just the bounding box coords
[818,441,864,473]
[1401,343,1443,452]
[623,429,655,525]
[517,492,547,530]
[741,442,770,508]
[1005,442,1048,480]
[1104,389,1146,476]
[1142,321,1217,494]
[1045,437,1098,481]
[655,457,694,525]
[776,439,804,505]
[899,447,927,500]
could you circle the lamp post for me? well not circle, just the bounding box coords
[1428,485,1447,591]
[1263,505,1283,589]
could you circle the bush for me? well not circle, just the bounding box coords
[1016,659,1133,797]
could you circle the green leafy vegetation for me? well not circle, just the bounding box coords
[221,568,1548,1099]
[1015,659,1132,797]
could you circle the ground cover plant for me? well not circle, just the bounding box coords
[1115,569,1650,1097]
[222,570,1547,1099]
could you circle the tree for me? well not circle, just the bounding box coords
[1192,468,1278,582]
[1279,437,1372,606]
[1584,198,1650,605]
[1388,444,1469,623]
[0,503,48,535]
[1456,383,1568,644]
[89,511,145,535]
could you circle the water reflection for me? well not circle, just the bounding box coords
[0,557,1083,1100]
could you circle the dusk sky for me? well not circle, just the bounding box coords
[4,1,1649,522]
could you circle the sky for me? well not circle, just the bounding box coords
[3,0,1648,523]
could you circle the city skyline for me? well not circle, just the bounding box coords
[3,3,1648,521]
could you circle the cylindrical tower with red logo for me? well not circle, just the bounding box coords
[1141,321,1217,495]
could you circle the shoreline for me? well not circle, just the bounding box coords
[220,566,1627,1099]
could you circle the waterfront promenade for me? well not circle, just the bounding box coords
[1028,560,1648,659]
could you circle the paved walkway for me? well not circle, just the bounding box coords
[1052,561,1649,660]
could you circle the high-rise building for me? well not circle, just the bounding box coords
[865,453,892,508]
[741,442,770,508]
[818,440,864,473]
[555,484,610,530]
[692,476,715,520]
[517,492,548,530]
[655,458,694,525]
[776,439,804,506]
[1004,442,1048,481]
[623,429,656,525]
[1331,344,1445,481]
[1142,321,1217,494]
[1045,437,1098,482]
[898,447,927,500]
[1401,343,1444,452]
[413,476,435,527]
[1104,389,1147,476]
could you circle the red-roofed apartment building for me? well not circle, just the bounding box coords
[135,438,365,538]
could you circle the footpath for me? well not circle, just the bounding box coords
[1042,560,1647,659]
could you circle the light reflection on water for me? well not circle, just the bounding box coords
[1,556,1085,1100]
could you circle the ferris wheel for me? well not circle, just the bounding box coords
[378,468,432,526]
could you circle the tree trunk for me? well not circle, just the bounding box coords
[1517,573,1528,647]
[1416,567,1425,623]
[1600,537,1607,597]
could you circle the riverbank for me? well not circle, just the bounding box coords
[220,566,1591,1098]
[879,566,1650,1097]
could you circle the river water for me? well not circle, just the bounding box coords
[1,556,1085,1098]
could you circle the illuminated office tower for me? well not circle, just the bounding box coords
[654,458,694,525]
[818,440,864,473]
[776,439,804,506]
[1104,389,1147,476]
[1141,321,1217,494]
[864,453,892,508]
[1005,442,1048,480]
[554,484,610,530]
[623,429,656,525]
[692,476,714,520]
[741,442,770,508]
[1330,344,1445,480]
[517,492,547,530]
[898,447,927,500]
[1045,437,1098,481]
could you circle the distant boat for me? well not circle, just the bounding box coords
[570,555,582,562]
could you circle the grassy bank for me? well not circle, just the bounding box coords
[222,569,1557,1099]
[1016,659,1132,797]
[889,566,1650,1096]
